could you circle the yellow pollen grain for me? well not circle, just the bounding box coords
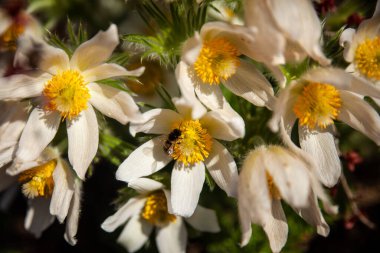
[18,159,57,199]
[194,38,240,85]
[170,120,213,166]
[0,22,25,51]
[141,191,176,226]
[354,36,380,81]
[293,82,341,130]
[43,70,90,120]
[266,171,281,200]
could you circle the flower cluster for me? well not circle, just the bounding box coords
[0,0,379,252]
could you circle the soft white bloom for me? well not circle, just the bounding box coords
[116,91,242,217]
[238,145,333,253]
[8,147,81,245]
[180,21,275,111]
[340,0,380,105]
[244,0,330,86]
[102,178,220,253]
[0,24,145,180]
[269,67,380,187]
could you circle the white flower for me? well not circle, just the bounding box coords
[243,0,330,85]
[0,24,145,180]
[238,145,333,253]
[180,21,275,111]
[340,0,380,105]
[8,147,81,245]
[0,101,29,191]
[269,67,380,187]
[116,93,242,217]
[102,178,220,253]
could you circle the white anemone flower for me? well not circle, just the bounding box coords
[340,0,380,105]
[243,0,330,85]
[0,24,145,180]
[8,147,81,245]
[238,145,333,253]
[102,178,220,253]
[269,67,380,187]
[0,101,29,191]
[180,21,275,111]
[116,91,242,217]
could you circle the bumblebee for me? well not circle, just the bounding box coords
[163,128,182,155]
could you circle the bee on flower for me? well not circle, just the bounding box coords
[269,67,380,187]
[0,24,145,180]
[238,145,336,253]
[6,146,81,245]
[116,86,243,217]
[102,178,220,253]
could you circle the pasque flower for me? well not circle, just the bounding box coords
[0,24,144,180]
[102,178,220,253]
[238,145,333,253]
[269,67,380,187]
[116,87,242,217]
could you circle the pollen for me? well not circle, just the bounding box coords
[43,70,90,120]
[170,120,213,166]
[141,191,176,227]
[266,171,281,200]
[0,22,25,51]
[293,82,341,130]
[18,159,57,199]
[354,36,380,81]
[194,38,240,85]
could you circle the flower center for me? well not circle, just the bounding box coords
[43,70,90,120]
[166,120,213,166]
[0,22,25,51]
[194,38,240,85]
[293,82,341,129]
[266,171,281,200]
[18,160,56,199]
[141,191,176,226]
[354,36,380,81]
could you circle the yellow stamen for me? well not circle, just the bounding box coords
[354,36,380,81]
[43,70,90,120]
[0,22,25,51]
[169,120,213,166]
[194,38,240,85]
[141,191,176,226]
[18,160,57,199]
[293,82,341,129]
[266,171,281,200]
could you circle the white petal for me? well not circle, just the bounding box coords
[185,205,220,232]
[0,72,50,100]
[205,140,238,197]
[0,101,29,146]
[268,84,295,133]
[340,28,356,62]
[24,198,55,238]
[116,137,172,182]
[128,178,165,194]
[173,61,207,119]
[0,145,16,168]
[101,197,146,232]
[293,191,329,237]
[224,60,275,109]
[194,80,225,110]
[238,196,252,247]
[263,199,288,253]
[67,105,99,180]
[339,91,380,145]
[181,32,202,65]
[88,83,142,124]
[50,160,75,223]
[171,162,205,217]
[117,215,153,253]
[83,63,144,83]
[129,109,182,137]
[156,218,187,253]
[299,126,341,187]
[70,24,119,71]
[64,179,82,246]
[201,110,244,141]
[16,108,60,162]
[38,43,70,75]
